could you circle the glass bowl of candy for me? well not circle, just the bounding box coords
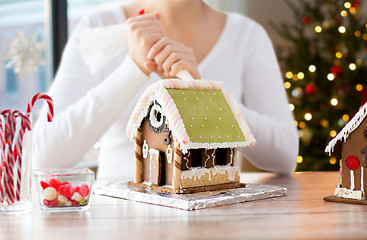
[32,168,95,212]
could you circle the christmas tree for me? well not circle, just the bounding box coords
[272,0,367,171]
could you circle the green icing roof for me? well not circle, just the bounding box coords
[167,89,246,144]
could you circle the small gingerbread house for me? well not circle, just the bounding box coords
[325,101,367,203]
[126,79,255,193]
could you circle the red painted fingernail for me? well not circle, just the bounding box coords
[139,9,145,15]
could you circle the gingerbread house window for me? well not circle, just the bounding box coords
[216,148,229,166]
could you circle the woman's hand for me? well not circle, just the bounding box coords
[126,13,200,79]
[146,37,201,79]
[126,13,166,75]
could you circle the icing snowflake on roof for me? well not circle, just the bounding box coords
[325,101,367,155]
[126,79,256,153]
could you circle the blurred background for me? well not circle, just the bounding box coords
[0,0,366,171]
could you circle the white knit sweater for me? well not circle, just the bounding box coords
[32,2,299,179]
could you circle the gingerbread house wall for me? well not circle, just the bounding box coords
[140,118,175,186]
[341,118,367,192]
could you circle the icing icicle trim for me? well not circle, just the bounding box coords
[181,165,240,182]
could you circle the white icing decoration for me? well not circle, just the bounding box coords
[181,165,240,182]
[204,149,211,168]
[183,151,191,169]
[351,170,355,191]
[361,166,364,194]
[211,149,216,168]
[229,148,234,165]
[143,140,148,158]
[166,145,172,164]
[334,185,363,200]
[149,104,164,129]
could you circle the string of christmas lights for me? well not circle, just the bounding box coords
[272,0,367,170]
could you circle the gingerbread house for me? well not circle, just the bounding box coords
[325,101,367,203]
[126,79,256,193]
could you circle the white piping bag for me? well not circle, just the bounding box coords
[79,23,128,75]
[79,24,196,80]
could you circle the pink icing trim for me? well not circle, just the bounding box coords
[173,115,181,126]
[209,81,217,89]
[191,81,200,89]
[164,94,171,106]
[169,80,179,89]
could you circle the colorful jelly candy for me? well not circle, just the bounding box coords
[40,178,90,208]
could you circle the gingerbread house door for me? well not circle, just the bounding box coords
[148,149,166,185]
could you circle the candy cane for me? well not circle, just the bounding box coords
[0,116,5,203]
[1,112,12,204]
[26,93,54,122]
[4,114,17,204]
[1,142,8,204]
[0,112,13,203]
[3,143,14,204]
[1,110,31,204]
[14,144,21,202]
[12,112,31,201]
[0,93,54,205]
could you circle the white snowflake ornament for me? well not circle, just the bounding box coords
[5,31,45,76]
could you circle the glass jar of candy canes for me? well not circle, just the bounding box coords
[0,93,53,213]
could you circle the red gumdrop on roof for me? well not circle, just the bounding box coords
[346,155,359,171]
